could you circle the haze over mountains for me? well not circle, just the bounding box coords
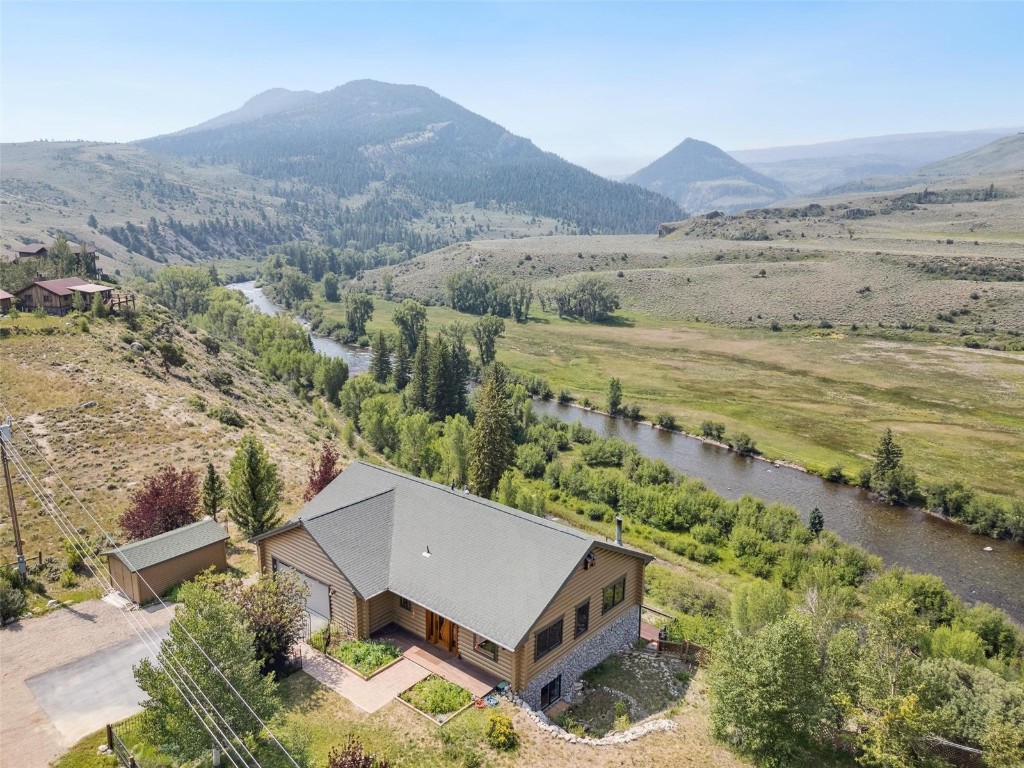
[1,78,1022,275]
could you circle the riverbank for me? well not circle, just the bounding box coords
[232,282,1024,621]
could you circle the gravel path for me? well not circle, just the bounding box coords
[0,598,174,767]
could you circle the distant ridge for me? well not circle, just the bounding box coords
[627,138,788,215]
[729,127,1024,195]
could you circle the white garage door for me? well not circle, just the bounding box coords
[273,559,330,621]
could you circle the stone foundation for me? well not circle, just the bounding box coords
[520,604,640,710]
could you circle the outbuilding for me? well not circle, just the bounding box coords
[103,518,229,604]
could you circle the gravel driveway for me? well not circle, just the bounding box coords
[0,598,174,768]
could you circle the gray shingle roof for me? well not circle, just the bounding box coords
[104,518,228,572]
[268,462,650,650]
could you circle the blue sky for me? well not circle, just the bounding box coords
[2,1,1022,175]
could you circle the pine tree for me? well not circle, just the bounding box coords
[809,507,824,537]
[201,462,225,521]
[469,366,515,499]
[427,335,456,420]
[392,336,411,391]
[228,435,283,537]
[443,322,471,414]
[408,331,431,411]
[872,429,904,483]
[369,331,392,385]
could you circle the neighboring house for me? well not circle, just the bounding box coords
[103,518,229,604]
[252,462,652,710]
[14,277,112,316]
[0,290,13,313]
[16,241,93,260]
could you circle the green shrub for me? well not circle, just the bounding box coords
[823,464,846,483]
[310,626,330,653]
[187,395,206,412]
[401,675,471,716]
[59,568,78,588]
[208,405,245,427]
[485,711,519,751]
[332,639,401,676]
[0,581,27,623]
[63,540,85,572]
[654,412,677,430]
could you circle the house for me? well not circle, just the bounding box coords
[14,277,112,316]
[16,241,94,260]
[0,290,13,313]
[103,518,229,605]
[252,462,653,710]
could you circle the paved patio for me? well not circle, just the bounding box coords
[301,625,502,713]
[376,626,501,699]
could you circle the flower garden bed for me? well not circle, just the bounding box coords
[398,675,474,724]
[310,629,404,680]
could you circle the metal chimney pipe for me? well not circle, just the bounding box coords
[615,516,623,546]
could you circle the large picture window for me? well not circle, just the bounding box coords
[575,600,590,638]
[602,575,626,614]
[534,617,563,661]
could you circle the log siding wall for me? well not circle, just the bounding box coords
[516,547,644,688]
[108,541,228,605]
[257,527,359,638]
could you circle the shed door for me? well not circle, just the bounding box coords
[273,559,330,622]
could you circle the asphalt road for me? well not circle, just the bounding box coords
[0,598,174,767]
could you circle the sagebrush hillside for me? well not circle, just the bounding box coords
[0,303,347,561]
[362,171,1024,338]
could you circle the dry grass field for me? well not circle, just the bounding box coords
[0,303,348,572]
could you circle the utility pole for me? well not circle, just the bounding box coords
[0,418,27,581]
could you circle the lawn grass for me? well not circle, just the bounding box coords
[399,675,473,718]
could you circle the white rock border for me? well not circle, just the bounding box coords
[504,691,677,746]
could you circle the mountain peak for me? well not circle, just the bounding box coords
[628,137,788,215]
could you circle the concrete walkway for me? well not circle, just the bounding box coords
[299,642,429,713]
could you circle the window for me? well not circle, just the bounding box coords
[583,551,596,570]
[534,617,563,661]
[575,600,590,638]
[602,575,626,614]
[399,596,412,611]
[540,675,562,709]
[474,635,498,661]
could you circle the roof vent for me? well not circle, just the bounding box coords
[422,546,431,558]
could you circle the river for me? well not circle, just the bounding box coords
[229,281,1024,620]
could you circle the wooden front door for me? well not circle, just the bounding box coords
[425,610,458,654]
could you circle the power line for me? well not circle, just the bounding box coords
[1,421,264,767]
[3,411,302,768]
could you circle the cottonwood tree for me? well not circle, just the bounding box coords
[228,435,282,537]
[304,442,341,501]
[201,462,225,521]
[119,466,200,540]
[472,314,504,366]
[607,377,623,415]
[134,581,279,760]
[323,272,340,302]
[345,292,374,339]
[339,376,382,429]
[469,366,515,498]
[392,299,427,354]
[439,414,472,488]
[314,356,348,405]
[709,614,826,767]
